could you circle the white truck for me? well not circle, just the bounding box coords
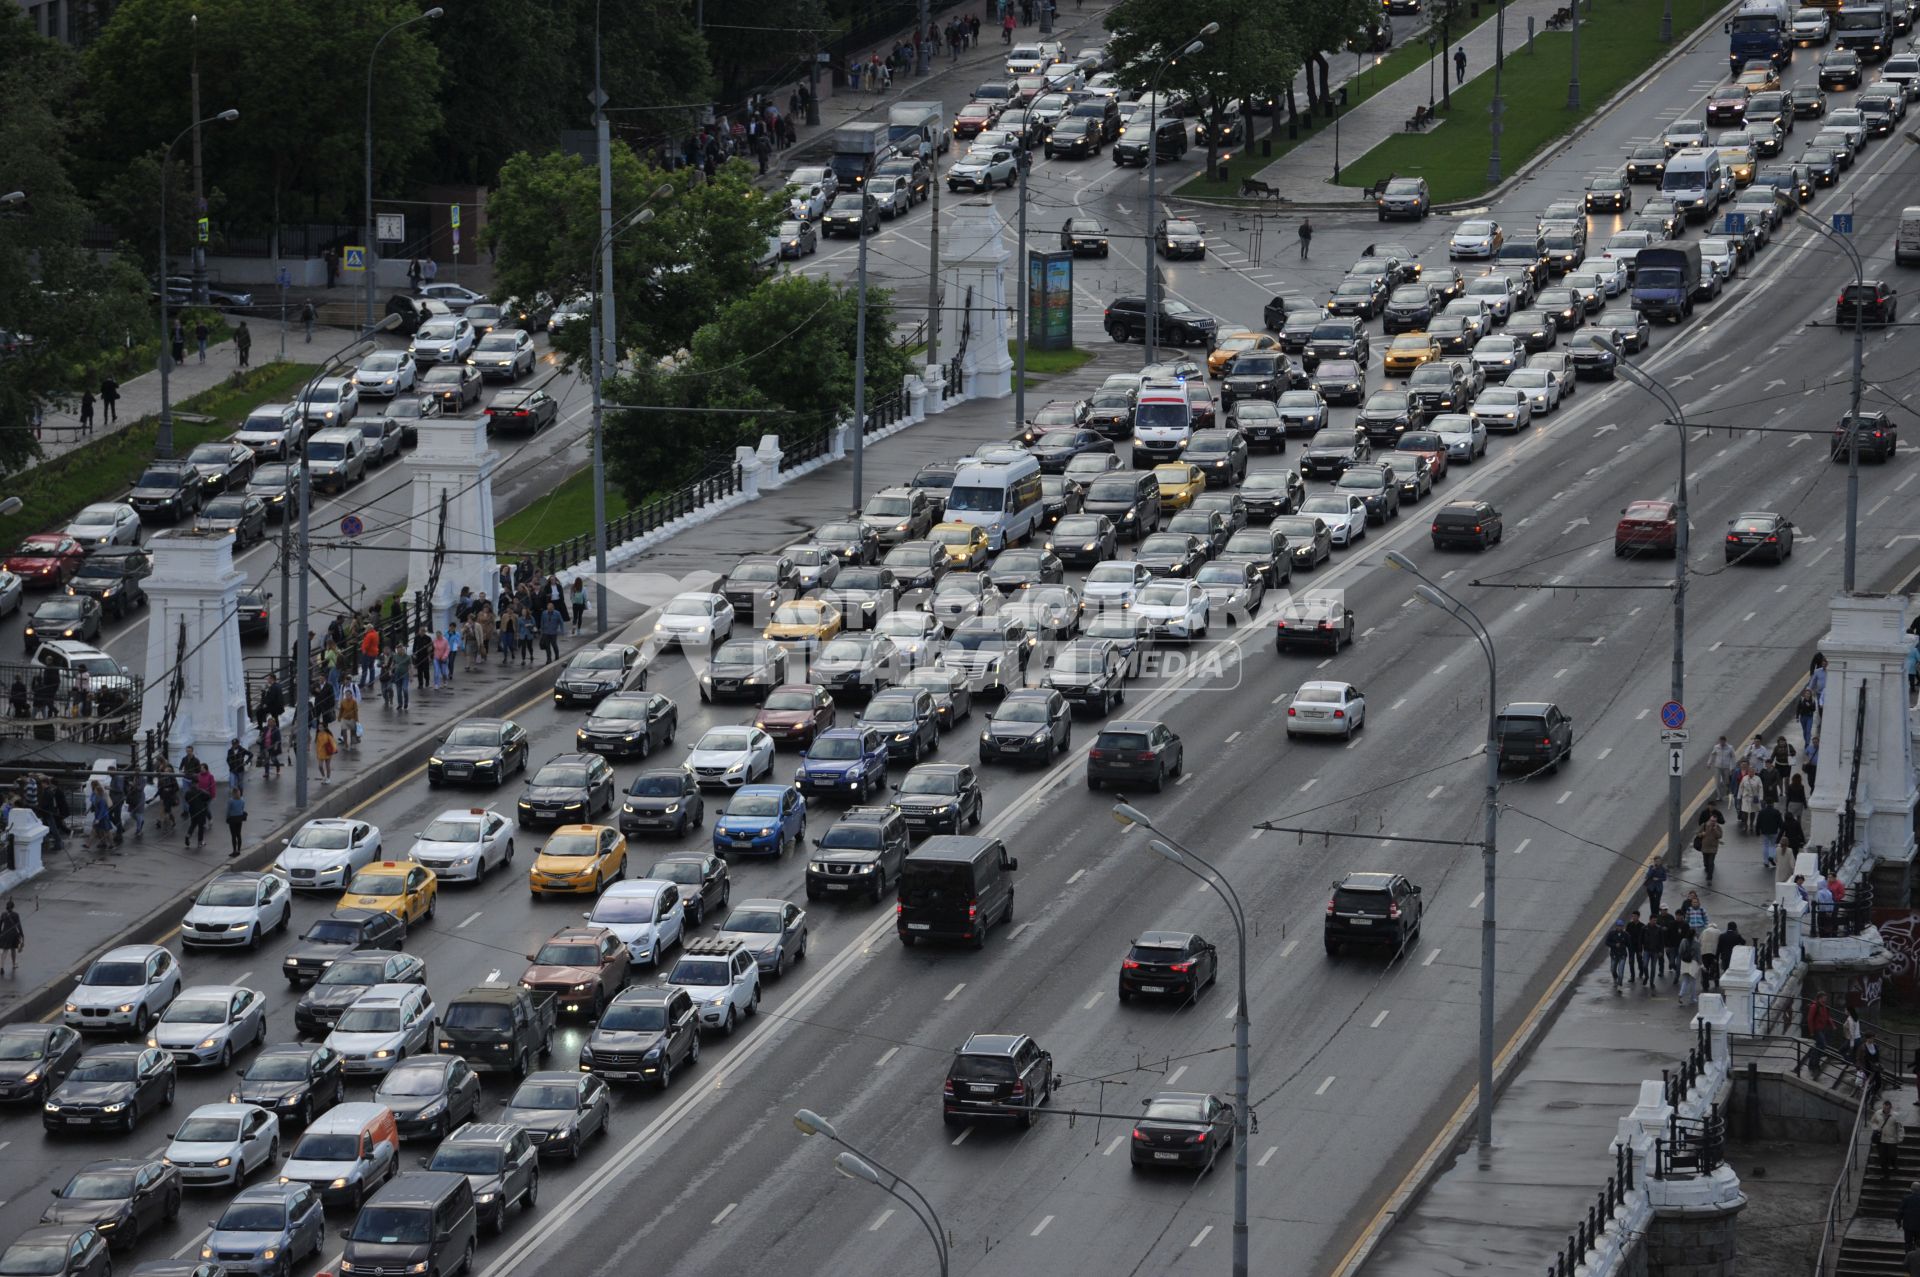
[888,101,947,161]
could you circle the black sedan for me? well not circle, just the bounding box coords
[1045,514,1118,567]
[1219,528,1292,587]
[517,752,617,827]
[43,1046,177,1134]
[1130,1091,1236,1171]
[247,464,296,523]
[1084,388,1135,438]
[485,388,559,434]
[24,595,102,652]
[1275,597,1355,650]
[1060,217,1110,256]
[1028,428,1111,473]
[978,689,1072,765]
[553,642,646,707]
[576,691,678,758]
[127,462,202,522]
[237,586,271,642]
[230,1042,348,1125]
[41,1158,182,1250]
[0,1023,83,1103]
[0,1225,112,1277]
[281,908,407,985]
[645,852,730,924]
[1240,471,1305,522]
[1118,931,1218,1003]
[498,1071,612,1159]
[428,716,531,787]
[194,494,269,548]
[1799,146,1840,185]
[1134,533,1207,578]
[1270,516,1333,570]
[986,548,1066,591]
[698,639,791,703]
[1596,308,1650,353]
[184,441,257,498]
[1228,399,1288,451]
[1724,511,1795,564]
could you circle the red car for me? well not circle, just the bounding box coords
[6,534,86,587]
[1394,430,1450,483]
[1614,499,1678,556]
[753,683,837,748]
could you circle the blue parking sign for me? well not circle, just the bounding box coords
[1723,212,1746,234]
[1832,212,1854,235]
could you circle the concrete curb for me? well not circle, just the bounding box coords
[1175,0,1735,218]
[8,651,574,1028]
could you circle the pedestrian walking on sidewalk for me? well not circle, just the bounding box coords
[234,321,252,368]
[1804,739,1819,789]
[359,625,380,687]
[339,683,361,751]
[78,390,95,434]
[1643,860,1667,913]
[1709,735,1735,804]
[99,376,119,424]
[156,769,179,833]
[393,652,411,710]
[226,738,251,795]
[1846,1007,1864,1061]
[540,602,565,663]
[314,722,337,782]
[170,318,186,368]
[1756,797,1783,869]
[1681,891,1708,933]
[1651,907,1679,982]
[0,899,22,976]
[259,714,282,780]
[1785,771,1809,828]
[520,609,538,665]
[1696,806,1723,883]
[571,578,588,633]
[1797,685,1817,750]
[225,791,247,858]
[184,780,210,850]
[1604,918,1630,986]
[1807,993,1836,1060]
[1900,1183,1920,1251]
[1699,921,1722,991]
[443,625,460,685]
[194,320,209,363]
[1737,766,1763,834]
[1454,45,1467,80]
[1298,219,1312,259]
[431,630,449,688]
[1624,910,1650,984]
[1002,10,1015,42]
[1676,927,1700,1004]
[301,301,316,343]
[408,258,423,290]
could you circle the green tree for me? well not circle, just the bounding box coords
[602,274,908,501]
[78,0,444,235]
[0,6,151,474]
[482,145,782,360]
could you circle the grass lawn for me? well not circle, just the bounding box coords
[1009,342,1093,376]
[493,465,632,556]
[0,361,317,551]
[1335,0,1712,202]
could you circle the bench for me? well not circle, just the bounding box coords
[1545,6,1573,28]
[1404,104,1434,131]
[1239,176,1280,201]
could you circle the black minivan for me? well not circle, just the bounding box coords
[342,1171,478,1277]
[897,836,1018,949]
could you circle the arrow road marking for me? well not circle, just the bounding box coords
[1788,433,1813,447]
[1562,517,1590,535]
[1594,423,1619,437]
[1764,379,1786,391]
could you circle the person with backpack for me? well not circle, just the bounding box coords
[315,721,338,782]
[156,768,180,834]
[1676,926,1701,1005]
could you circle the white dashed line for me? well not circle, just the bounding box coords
[1553,668,1569,679]
[1299,778,1318,791]
[1272,693,1287,704]
[1742,611,1756,623]
[712,1203,737,1225]
[1513,838,1531,855]
[1636,709,1650,720]
[876,1046,899,1067]
[485,970,501,984]
[1259,1145,1279,1167]
[1011,922,1032,940]
[1033,1215,1055,1236]
[1423,948,1441,966]
[1709,640,1723,652]
[944,982,966,1001]
[1167,1064,1188,1085]
[1557,790,1572,805]
[1067,868,1085,884]
[1315,1076,1336,1095]
[1432,663,1447,676]
[1317,658,1333,669]
[1426,785,1444,799]
[871,1208,896,1230]
[1597,747,1612,760]
[951,1127,971,1146]
[1470,892,1484,908]
[1391,698,1406,710]
[1191,1226,1214,1249]
[1225,731,1241,744]
[1084,990,1104,1010]
[1177,772,1194,785]
[1104,1134,1124,1155]
[1370,1010,1390,1028]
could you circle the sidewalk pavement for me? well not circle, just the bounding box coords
[1253,0,1570,207]
[1359,770,1820,1273]
[0,622,605,1024]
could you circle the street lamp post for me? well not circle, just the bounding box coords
[157,108,239,460]
[364,8,444,329]
[1143,23,1218,365]
[1567,0,1582,109]
[1488,0,1508,184]
[793,1110,948,1277]
[1428,33,1439,107]
[1109,804,1250,1277]
[1383,551,1500,1152]
[1588,333,1691,872]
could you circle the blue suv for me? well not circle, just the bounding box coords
[794,727,891,801]
[713,784,808,857]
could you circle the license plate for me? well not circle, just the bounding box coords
[969,1085,996,1095]
[829,883,851,891]
[733,840,754,849]
[1001,741,1021,751]
[1141,984,1166,993]
[1154,1151,1181,1161]
[67,1116,96,1125]
[1349,918,1373,926]
[605,1071,640,1080]
[907,923,931,931]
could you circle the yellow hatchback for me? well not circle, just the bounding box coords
[529,824,628,898]
[1208,331,1277,377]
[1383,333,1439,375]
[763,598,843,648]
[339,860,438,927]
[1735,62,1779,92]
[929,521,991,569]
[1152,462,1207,511]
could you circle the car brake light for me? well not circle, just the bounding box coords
[1287,707,1297,716]
[1542,737,1552,746]
[968,902,979,919]
[1136,751,1155,761]
[895,903,903,915]
[943,1079,955,1097]
[1170,961,1193,973]
[1318,621,1332,630]
[1727,534,1739,543]
[1122,959,1141,970]
[1133,1128,1150,1141]
[1389,902,1401,919]
[1333,709,1345,718]
[1193,1131,1208,1143]
[1326,897,1336,915]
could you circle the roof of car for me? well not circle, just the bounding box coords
[957,1032,1026,1056]
[1335,872,1399,891]
[1135,930,1199,947]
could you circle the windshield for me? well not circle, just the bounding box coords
[711,645,767,670]
[440,1002,510,1032]
[530,763,588,787]
[593,891,666,923]
[626,775,684,798]
[196,880,258,908]
[567,649,627,672]
[430,1145,504,1174]
[245,1053,313,1080]
[663,597,712,617]
[137,468,186,489]
[865,496,909,517]
[725,793,782,817]
[542,833,599,859]
[808,736,862,760]
[216,1202,287,1231]
[861,699,915,722]
[761,689,816,711]
[820,638,870,662]
[290,823,352,850]
[292,1132,359,1160]
[0,1245,68,1276]
[877,614,932,637]
[1195,565,1245,585]
[1144,1097,1209,1122]
[317,960,386,987]
[670,958,730,987]
[1834,9,1885,28]
[444,724,502,747]
[996,701,1049,724]
[534,942,601,966]
[345,872,403,896]
[599,1001,670,1031]
[945,486,1005,513]
[301,919,363,944]
[695,729,754,753]
[375,1065,449,1099]
[1138,583,1192,607]
[723,909,783,934]
[62,1168,138,1201]
[420,817,481,843]
[387,399,428,418]
[1133,402,1187,431]
[174,1115,241,1143]
[334,1005,402,1033]
[351,1205,433,1245]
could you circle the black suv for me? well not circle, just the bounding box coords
[1103,296,1219,347]
[806,805,913,901]
[1832,410,1898,462]
[127,461,204,522]
[1406,361,1470,413]
[1494,700,1575,773]
[67,546,150,620]
[423,1122,539,1235]
[1086,719,1183,791]
[1112,117,1189,165]
[1323,872,1423,957]
[979,689,1071,765]
[580,987,700,1091]
[1836,280,1898,326]
[1429,498,1503,551]
[942,1032,1054,1127]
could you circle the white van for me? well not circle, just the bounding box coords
[1661,148,1724,221]
[943,453,1045,551]
[1898,206,1920,266]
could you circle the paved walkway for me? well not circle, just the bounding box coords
[1253,0,1573,206]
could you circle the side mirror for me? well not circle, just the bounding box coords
[1004,856,1020,871]
[235,1068,248,1078]
[1411,885,1423,894]
[417,1155,432,1168]
[340,1228,354,1241]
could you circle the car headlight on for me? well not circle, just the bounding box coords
[429,756,445,766]
[374,1048,392,1058]
[103,1102,126,1113]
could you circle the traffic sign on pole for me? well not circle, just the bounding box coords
[1659,700,1687,730]
[1723,212,1746,235]
[450,203,461,230]
[1832,212,1854,235]
[342,246,367,272]
[339,514,364,538]
[1668,747,1684,777]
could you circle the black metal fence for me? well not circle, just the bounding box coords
[1654,1105,1727,1178]
[0,663,144,746]
[1547,1142,1638,1277]
[520,462,744,579]
[781,430,832,472]
[862,387,909,436]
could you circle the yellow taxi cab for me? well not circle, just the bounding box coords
[1152,462,1207,511]
[1715,142,1756,186]
[339,860,438,926]
[1383,333,1439,375]
[1207,330,1278,377]
[1735,62,1780,92]
[762,598,843,649]
[929,521,991,569]
[529,823,628,898]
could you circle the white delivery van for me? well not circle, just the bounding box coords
[1898,206,1920,266]
[1661,148,1724,222]
[944,452,1046,551]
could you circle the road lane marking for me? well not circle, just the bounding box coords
[1250,828,1265,839]
[235,970,252,984]
[1225,731,1241,744]
[1432,663,1447,676]
[951,1127,971,1146]
[1557,791,1572,805]
[876,1046,899,1067]
[1177,772,1194,785]
[1084,990,1104,1010]
[1709,640,1723,652]
[485,969,501,984]
[1636,709,1650,720]
[712,1203,737,1225]
[1033,1215,1054,1236]
[1391,698,1406,710]
[1423,948,1441,966]
[1553,668,1568,679]
[1280,939,1298,958]
[1273,693,1287,704]
[1011,922,1032,940]
[944,982,965,1001]
[1104,1134,1123,1155]
[1259,1145,1279,1167]
[871,1208,895,1230]
[1315,1076,1335,1095]
[1299,778,1318,791]
[1513,838,1531,855]
[1426,785,1444,799]
[1167,1064,1187,1085]
[457,911,483,929]
[1371,1010,1390,1028]
[1470,892,1484,909]
[1317,658,1333,669]
[1742,611,1756,623]
[1067,868,1086,884]
[1191,1225,1213,1248]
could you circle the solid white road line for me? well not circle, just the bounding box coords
[871,1208,895,1231]
[711,1203,737,1225]
[1191,1225,1213,1248]
[1315,1076,1336,1095]
[1033,1215,1054,1236]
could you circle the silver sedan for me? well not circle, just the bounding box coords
[1285,680,1367,739]
[65,502,142,548]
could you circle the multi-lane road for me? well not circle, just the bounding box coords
[5,13,1919,1277]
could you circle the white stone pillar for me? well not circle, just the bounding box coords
[754,435,786,490]
[1808,593,1918,866]
[1,806,48,891]
[905,374,927,424]
[737,446,763,502]
[923,362,950,414]
[938,199,1014,401]
[139,530,250,763]
[1719,948,1758,1034]
[405,416,498,634]
[1694,993,1733,1062]
[828,425,849,462]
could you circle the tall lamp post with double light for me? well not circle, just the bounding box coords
[793,1109,948,1276]
[364,7,444,328]
[1143,22,1218,364]
[1383,550,1501,1152]
[1110,803,1251,1277]
[157,108,240,460]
